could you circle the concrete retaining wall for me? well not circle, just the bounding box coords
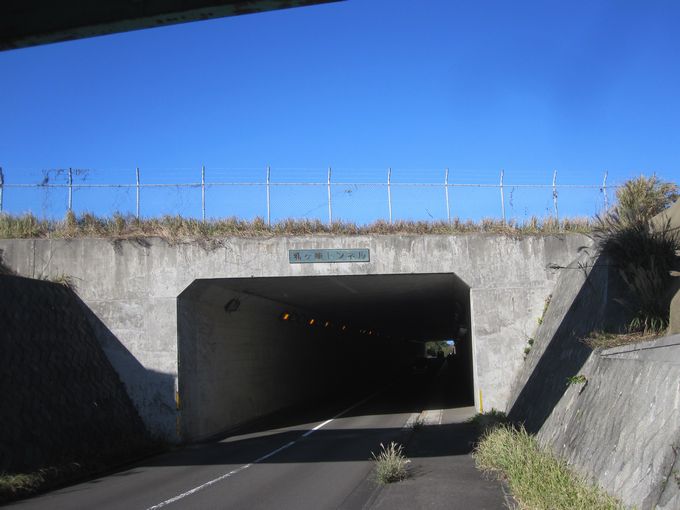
[0,275,148,473]
[507,252,680,509]
[539,336,680,509]
[0,234,587,441]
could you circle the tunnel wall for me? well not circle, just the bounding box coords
[0,234,587,441]
[178,281,408,441]
[470,284,555,411]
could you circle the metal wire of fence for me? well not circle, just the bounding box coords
[0,166,615,224]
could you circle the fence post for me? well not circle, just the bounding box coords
[201,165,206,222]
[327,166,333,226]
[266,165,271,226]
[552,169,559,225]
[136,167,140,219]
[445,168,450,223]
[387,167,393,224]
[68,167,73,212]
[500,169,506,224]
[602,171,608,211]
[0,167,4,213]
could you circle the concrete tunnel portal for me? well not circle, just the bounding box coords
[177,272,473,442]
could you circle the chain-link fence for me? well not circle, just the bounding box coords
[0,166,615,224]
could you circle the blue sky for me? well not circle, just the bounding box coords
[0,0,678,222]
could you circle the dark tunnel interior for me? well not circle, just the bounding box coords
[177,273,474,442]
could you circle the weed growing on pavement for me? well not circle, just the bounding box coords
[371,442,410,484]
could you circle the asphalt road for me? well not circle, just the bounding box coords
[7,367,506,510]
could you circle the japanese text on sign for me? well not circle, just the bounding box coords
[288,249,370,264]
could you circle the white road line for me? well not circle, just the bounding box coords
[302,418,333,437]
[145,389,384,510]
[421,408,443,426]
[403,412,421,429]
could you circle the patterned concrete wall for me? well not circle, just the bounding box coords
[538,337,680,510]
[0,275,148,473]
[507,253,680,509]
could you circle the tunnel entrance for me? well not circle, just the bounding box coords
[177,273,473,442]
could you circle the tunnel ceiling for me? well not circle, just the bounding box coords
[1,0,342,51]
[184,273,470,341]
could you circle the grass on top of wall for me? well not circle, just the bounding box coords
[582,330,662,350]
[0,212,593,241]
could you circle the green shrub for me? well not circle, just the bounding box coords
[594,175,679,333]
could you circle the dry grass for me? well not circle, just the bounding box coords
[0,212,593,241]
[583,330,661,350]
[474,425,622,510]
[603,175,678,228]
[371,442,411,484]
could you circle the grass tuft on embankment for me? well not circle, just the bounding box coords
[0,212,593,241]
[473,424,622,510]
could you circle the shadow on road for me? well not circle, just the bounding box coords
[110,359,478,471]
[208,356,474,442]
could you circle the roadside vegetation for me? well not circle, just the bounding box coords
[472,413,622,510]
[592,175,679,338]
[0,472,45,501]
[468,409,509,434]
[371,442,411,484]
[0,464,82,503]
[0,438,166,504]
[0,211,593,241]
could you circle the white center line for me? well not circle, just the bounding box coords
[145,389,384,510]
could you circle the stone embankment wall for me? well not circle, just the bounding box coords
[507,252,680,510]
[0,275,148,473]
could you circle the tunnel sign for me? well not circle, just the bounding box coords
[289,249,370,264]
